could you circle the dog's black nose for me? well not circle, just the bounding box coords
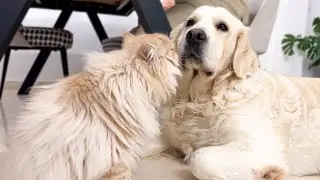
[186,29,207,44]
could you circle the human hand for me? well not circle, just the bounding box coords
[160,0,175,11]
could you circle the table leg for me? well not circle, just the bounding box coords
[0,0,33,59]
[131,0,171,35]
[18,9,73,95]
[87,11,109,43]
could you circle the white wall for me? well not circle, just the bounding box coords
[259,0,309,77]
[259,0,320,77]
[1,9,138,82]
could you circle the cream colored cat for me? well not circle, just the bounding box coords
[9,33,181,180]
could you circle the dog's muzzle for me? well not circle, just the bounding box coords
[182,28,207,64]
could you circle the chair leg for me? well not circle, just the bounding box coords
[86,11,108,43]
[60,48,69,77]
[18,10,72,95]
[0,50,11,100]
[131,0,171,34]
[18,50,51,95]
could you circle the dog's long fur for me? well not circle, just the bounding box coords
[165,6,320,180]
[8,33,181,180]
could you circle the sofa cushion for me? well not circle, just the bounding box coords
[248,0,264,23]
[249,0,280,54]
[34,0,124,5]
[17,26,73,49]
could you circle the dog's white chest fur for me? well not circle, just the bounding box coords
[166,71,267,154]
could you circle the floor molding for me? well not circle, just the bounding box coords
[4,81,55,90]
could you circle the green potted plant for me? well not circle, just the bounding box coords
[282,17,320,69]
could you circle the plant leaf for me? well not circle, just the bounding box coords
[309,59,320,69]
[281,34,298,56]
[282,17,320,67]
[282,43,295,56]
[313,17,320,34]
[296,38,312,51]
[313,17,320,26]
[307,45,320,61]
[307,47,316,60]
[281,34,297,44]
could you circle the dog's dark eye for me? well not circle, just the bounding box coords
[216,22,228,32]
[186,19,196,27]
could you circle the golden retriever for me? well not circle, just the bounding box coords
[8,33,181,180]
[165,5,320,180]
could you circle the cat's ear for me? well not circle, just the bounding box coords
[137,43,161,63]
[122,32,138,48]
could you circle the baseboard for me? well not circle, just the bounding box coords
[4,81,56,90]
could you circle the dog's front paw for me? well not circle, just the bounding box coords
[103,164,132,180]
[251,164,288,180]
[183,153,192,164]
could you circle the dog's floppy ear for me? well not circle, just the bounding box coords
[169,23,184,49]
[137,43,161,63]
[232,28,258,78]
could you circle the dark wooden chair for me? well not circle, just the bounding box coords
[0,26,73,99]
